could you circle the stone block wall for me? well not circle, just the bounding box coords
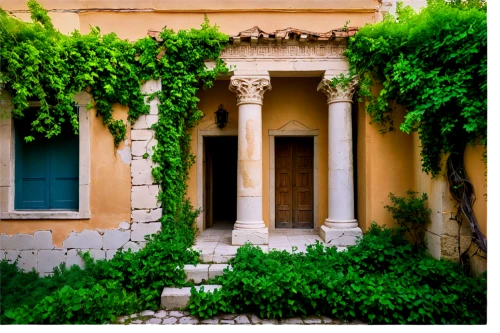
[0,80,163,275]
[0,225,146,276]
[130,79,163,242]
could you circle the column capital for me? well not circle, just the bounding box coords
[317,76,358,104]
[229,76,272,106]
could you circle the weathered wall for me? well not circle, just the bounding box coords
[0,106,131,246]
[1,0,487,275]
[356,97,415,232]
[414,135,487,274]
[0,0,380,273]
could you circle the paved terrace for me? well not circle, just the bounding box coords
[193,229,347,263]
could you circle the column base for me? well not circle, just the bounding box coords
[319,225,362,247]
[324,219,358,229]
[232,228,269,245]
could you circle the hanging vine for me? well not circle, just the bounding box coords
[0,1,228,219]
[343,0,487,256]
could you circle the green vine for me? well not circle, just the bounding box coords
[344,0,486,176]
[148,20,228,216]
[1,1,228,218]
[0,0,153,146]
[343,0,488,261]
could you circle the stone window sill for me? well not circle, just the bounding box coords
[0,211,91,220]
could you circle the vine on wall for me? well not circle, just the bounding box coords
[342,0,487,257]
[0,1,228,219]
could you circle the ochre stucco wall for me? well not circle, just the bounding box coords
[4,1,377,41]
[1,0,378,245]
[77,12,376,41]
[0,106,131,247]
[356,99,415,232]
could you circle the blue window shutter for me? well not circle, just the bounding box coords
[49,131,79,209]
[14,120,50,209]
[14,107,79,211]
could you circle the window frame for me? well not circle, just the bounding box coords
[0,93,91,220]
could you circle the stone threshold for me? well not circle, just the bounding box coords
[193,229,347,264]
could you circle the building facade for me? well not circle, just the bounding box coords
[0,0,487,274]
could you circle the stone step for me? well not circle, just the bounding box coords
[197,246,348,264]
[184,264,231,284]
[161,285,222,310]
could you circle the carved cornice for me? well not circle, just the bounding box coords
[221,44,346,60]
[317,77,358,104]
[229,76,272,105]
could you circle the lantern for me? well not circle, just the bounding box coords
[214,104,229,129]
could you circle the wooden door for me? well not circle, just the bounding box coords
[293,139,314,228]
[275,137,313,228]
[275,138,293,228]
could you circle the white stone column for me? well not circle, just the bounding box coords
[317,76,363,246]
[229,75,271,245]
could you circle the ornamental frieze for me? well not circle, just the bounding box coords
[220,44,347,59]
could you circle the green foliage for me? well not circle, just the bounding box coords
[188,224,486,324]
[1,201,200,324]
[329,72,355,90]
[5,283,138,324]
[385,190,431,248]
[345,0,487,175]
[0,255,109,323]
[148,18,228,215]
[0,6,152,145]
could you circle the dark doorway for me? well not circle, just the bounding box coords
[204,136,237,230]
[275,137,314,229]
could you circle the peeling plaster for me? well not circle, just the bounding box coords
[245,119,255,159]
[240,163,255,189]
[117,146,131,165]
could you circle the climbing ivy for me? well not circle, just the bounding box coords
[344,0,487,176]
[0,1,228,218]
[0,0,153,145]
[342,0,488,260]
[147,23,228,216]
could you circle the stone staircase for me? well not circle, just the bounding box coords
[161,244,348,310]
[161,264,229,309]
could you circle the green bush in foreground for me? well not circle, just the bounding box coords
[1,201,200,324]
[188,224,486,324]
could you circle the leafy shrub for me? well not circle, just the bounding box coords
[385,190,431,249]
[345,0,487,175]
[0,258,101,323]
[5,282,138,324]
[188,224,487,324]
[1,202,200,324]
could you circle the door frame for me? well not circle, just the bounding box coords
[269,123,319,231]
[196,126,238,232]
